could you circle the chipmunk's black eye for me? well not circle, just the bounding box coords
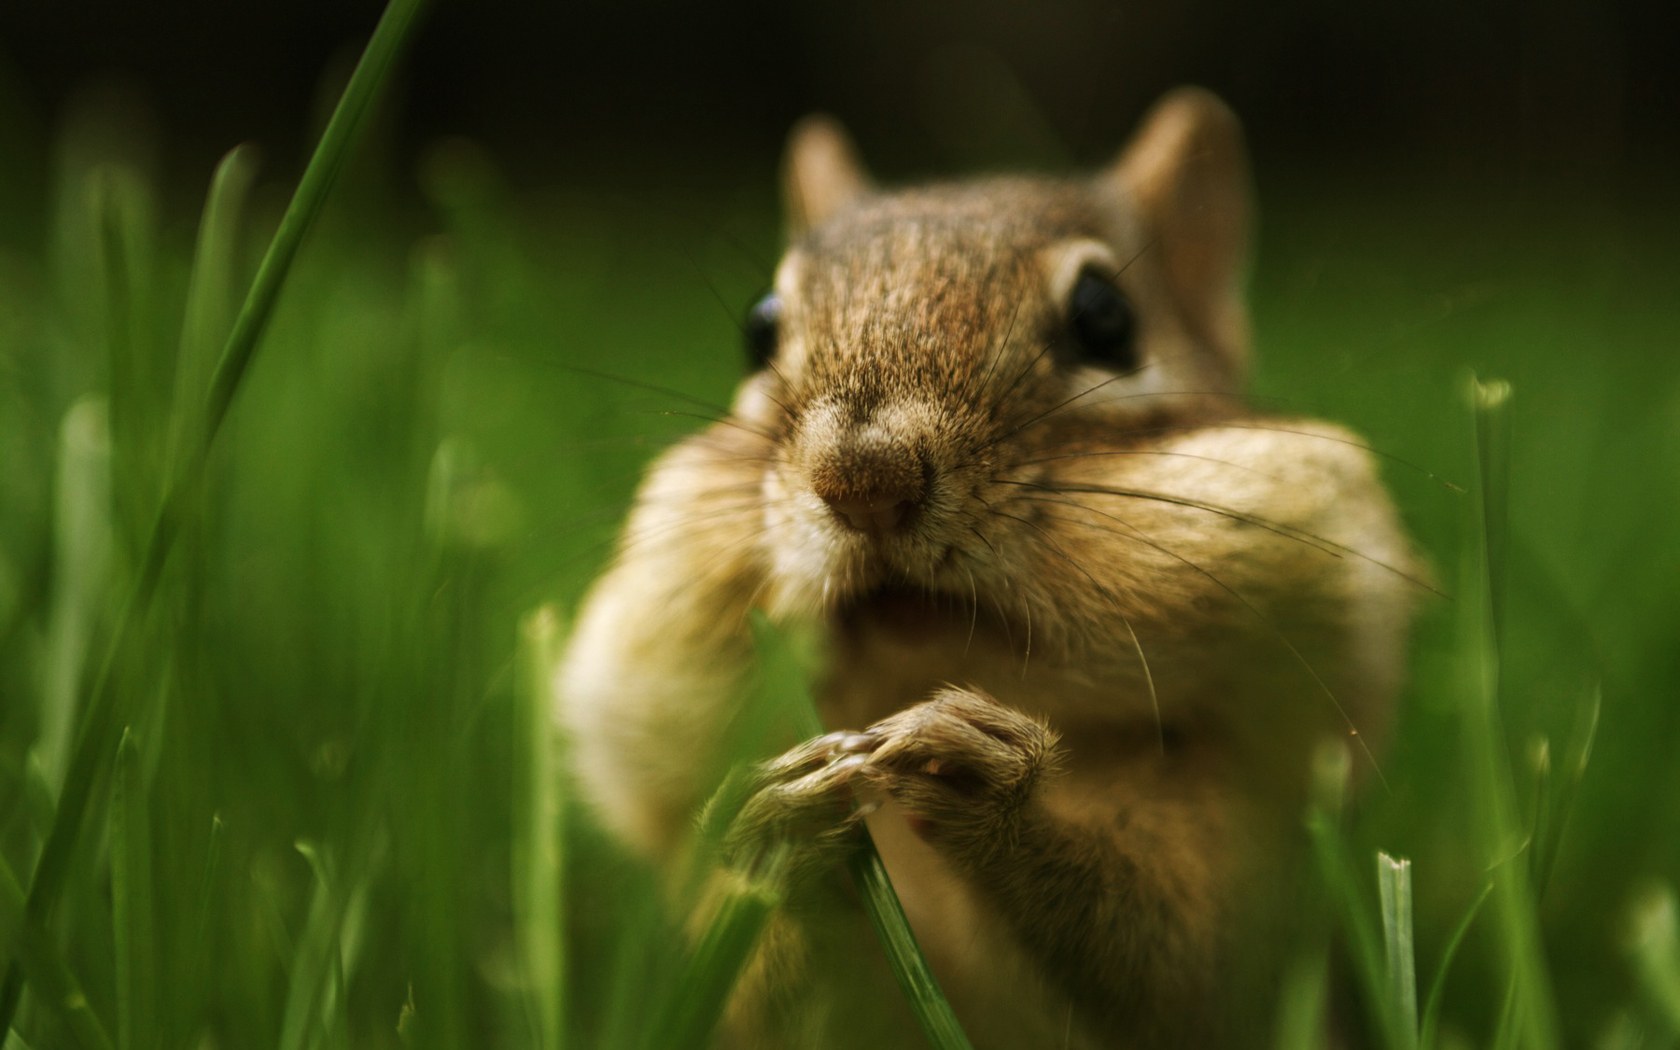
[1066,268,1138,371]
[743,292,781,370]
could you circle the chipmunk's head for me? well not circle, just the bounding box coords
[734,89,1272,640]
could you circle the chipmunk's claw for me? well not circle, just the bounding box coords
[723,688,1057,879]
[724,730,875,880]
[861,687,1059,856]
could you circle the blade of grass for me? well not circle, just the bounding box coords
[514,606,567,1050]
[1524,737,1551,899]
[110,729,156,1050]
[654,618,975,1048]
[1628,885,1680,1038]
[278,843,352,1050]
[1305,743,1405,1050]
[18,756,55,855]
[595,879,683,1050]
[199,0,428,446]
[1419,880,1493,1048]
[37,396,112,788]
[95,167,166,559]
[1462,375,1560,1050]
[0,852,113,1050]
[0,0,432,1030]
[1274,814,1337,1050]
[1376,852,1418,1049]
[396,984,417,1046]
[167,143,261,475]
[1591,1011,1649,1050]
[183,813,224,1045]
[751,615,975,1050]
[848,849,975,1049]
[1532,686,1600,902]
[1272,945,1330,1050]
[642,861,784,1050]
[0,866,24,1014]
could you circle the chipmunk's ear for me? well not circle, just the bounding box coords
[783,115,872,238]
[1108,87,1254,373]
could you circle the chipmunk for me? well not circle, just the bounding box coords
[556,87,1420,1048]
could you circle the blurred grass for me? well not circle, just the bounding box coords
[1,2,432,1035]
[1,50,1678,1050]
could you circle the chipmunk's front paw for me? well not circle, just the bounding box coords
[861,687,1059,861]
[722,730,876,880]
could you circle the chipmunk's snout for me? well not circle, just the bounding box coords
[809,442,927,536]
[796,396,937,539]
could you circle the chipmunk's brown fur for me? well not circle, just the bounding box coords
[558,87,1419,1047]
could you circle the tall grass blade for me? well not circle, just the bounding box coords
[849,850,975,1050]
[514,606,567,1050]
[643,863,783,1050]
[1532,686,1601,902]
[751,615,976,1050]
[0,854,113,1050]
[168,143,260,474]
[408,437,497,1050]
[278,843,354,1050]
[1592,1011,1651,1050]
[110,729,156,1050]
[94,167,166,560]
[0,866,22,1021]
[17,758,54,857]
[184,813,224,1043]
[657,617,975,1048]
[0,0,432,1030]
[1305,743,1404,1050]
[1272,946,1329,1050]
[1419,881,1493,1048]
[594,889,681,1050]
[199,0,428,445]
[1628,885,1680,1038]
[37,397,112,788]
[1463,376,1560,1050]
[1377,852,1418,1049]
[1524,737,1552,898]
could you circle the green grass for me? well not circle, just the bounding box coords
[2,12,1679,1048]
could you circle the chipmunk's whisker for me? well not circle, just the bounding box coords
[983,338,1059,425]
[986,504,1164,726]
[998,478,1442,597]
[1118,420,1465,493]
[1024,499,1389,788]
[962,297,1027,409]
[1008,447,1274,479]
[560,364,780,441]
[980,367,1151,453]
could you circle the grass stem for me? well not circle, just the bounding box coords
[754,617,975,1050]
[1377,852,1418,1049]
[1464,375,1561,1050]
[110,729,156,1050]
[515,607,567,1050]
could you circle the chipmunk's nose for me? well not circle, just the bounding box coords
[810,445,927,536]
[825,492,916,533]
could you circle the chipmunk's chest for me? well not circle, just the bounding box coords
[814,603,1199,740]
[814,621,1055,732]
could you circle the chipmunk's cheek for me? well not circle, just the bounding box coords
[758,469,831,616]
[730,373,784,431]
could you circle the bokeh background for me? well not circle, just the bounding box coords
[5,0,1679,188]
[1,2,1677,1047]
